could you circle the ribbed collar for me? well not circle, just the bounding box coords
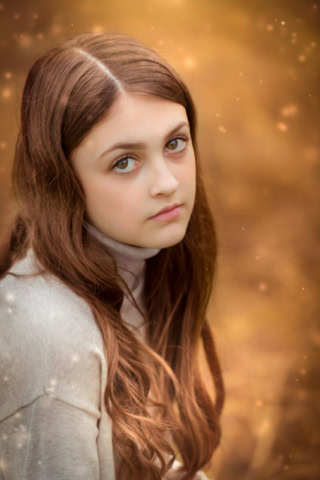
[84,222,161,294]
[84,222,161,262]
[84,222,162,343]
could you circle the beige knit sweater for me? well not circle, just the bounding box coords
[0,223,210,480]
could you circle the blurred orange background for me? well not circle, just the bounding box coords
[0,1,319,479]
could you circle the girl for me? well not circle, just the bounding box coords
[0,32,224,480]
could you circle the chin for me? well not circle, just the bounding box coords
[151,227,187,249]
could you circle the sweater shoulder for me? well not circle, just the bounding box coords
[1,249,92,317]
[0,249,106,422]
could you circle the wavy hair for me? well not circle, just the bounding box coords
[0,32,225,479]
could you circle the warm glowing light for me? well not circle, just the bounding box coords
[280,104,298,117]
[277,122,288,132]
[258,282,267,292]
[50,24,63,36]
[1,88,11,99]
[92,24,104,33]
[19,34,32,48]
[183,55,196,70]
[259,419,271,435]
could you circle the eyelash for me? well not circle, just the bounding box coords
[111,134,190,174]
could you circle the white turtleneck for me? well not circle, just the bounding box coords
[84,222,161,345]
[0,225,209,480]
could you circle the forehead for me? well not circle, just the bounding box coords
[70,92,190,165]
[107,91,187,121]
[85,93,187,143]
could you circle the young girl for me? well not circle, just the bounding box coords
[0,32,224,480]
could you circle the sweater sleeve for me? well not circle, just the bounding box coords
[0,261,113,480]
[0,395,100,479]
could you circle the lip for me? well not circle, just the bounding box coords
[149,204,182,222]
[150,203,182,219]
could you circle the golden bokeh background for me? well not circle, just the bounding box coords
[0,1,319,479]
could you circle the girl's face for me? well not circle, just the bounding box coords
[71,92,196,248]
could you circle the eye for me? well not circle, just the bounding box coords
[111,134,189,174]
[111,156,137,174]
[166,135,189,152]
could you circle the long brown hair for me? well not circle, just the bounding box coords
[0,32,225,479]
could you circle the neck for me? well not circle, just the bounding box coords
[84,221,161,261]
[84,221,161,344]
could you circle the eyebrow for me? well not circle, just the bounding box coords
[99,121,190,159]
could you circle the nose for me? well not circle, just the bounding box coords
[149,157,179,197]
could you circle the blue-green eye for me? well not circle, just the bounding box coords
[111,134,189,174]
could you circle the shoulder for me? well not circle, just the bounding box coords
[0,249,107,422]
[1,249,92,319]
[0,248,103,338]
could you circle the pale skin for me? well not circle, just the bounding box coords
[71,92,196,249]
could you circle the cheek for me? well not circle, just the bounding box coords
[184,154,197,204]
[85,177,140,214]
[182,152,196,185]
